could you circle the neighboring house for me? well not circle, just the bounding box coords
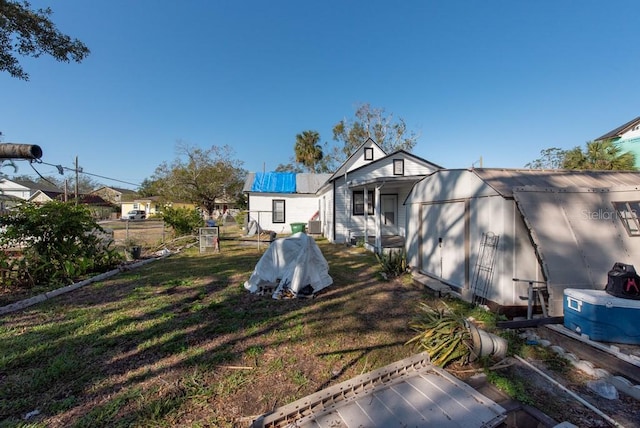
[594,116,640,168]
[404,168,640,316]
[0,178,62,211]
[91,186,138,205]
[0,178,61,200]
[28,189,64,203]
[318,138,441,253]
[243,172,332,234]
[120,196,163,219]
[29,190,115,219]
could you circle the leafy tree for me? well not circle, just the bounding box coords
[525,147,567,169]
[137,177,162,197]
[294,130,323,173]
[0,201,122,287]
[151,143,246,216]
[332,103,419,160]
[0,0,90,80]
[562,140,636,170]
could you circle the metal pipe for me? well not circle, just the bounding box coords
[0,143,42,159]
[514,355,624,427]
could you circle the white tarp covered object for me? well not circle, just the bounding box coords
[244,232,333,299]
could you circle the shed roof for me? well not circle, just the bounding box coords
[472,168,640,197]
[594,116,640,141]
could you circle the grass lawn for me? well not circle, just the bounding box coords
[0,229,432,427]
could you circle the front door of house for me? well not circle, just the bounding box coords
[381,194,398,235]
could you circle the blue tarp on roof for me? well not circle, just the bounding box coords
[251,172,297,193]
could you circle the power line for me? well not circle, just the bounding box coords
[29,159,142,188]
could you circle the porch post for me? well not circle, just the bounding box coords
[375,185,381,252]
[363,187,368,245]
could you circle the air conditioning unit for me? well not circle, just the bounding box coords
[308,220,321,234]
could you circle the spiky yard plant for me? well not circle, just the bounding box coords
[375,249,407,279]
[405,302,473,367]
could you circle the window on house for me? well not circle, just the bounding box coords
[353,190,374,215]
[273,199,285,223]
[393,159,404,175]
[133,203,139,210]
[613,201,640,236]
[364,147,373,160]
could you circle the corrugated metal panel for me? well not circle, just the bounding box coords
[251,353,506,428]
[297,174,332,194]
[243,172,256,192]
[513,187,640,315]
[473,169,640,198]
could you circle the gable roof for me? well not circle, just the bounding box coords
[92,185,138,194]
[7,178,61,193]
[28,189,63,201]
[471,168,640,197]
[328,137,387,181]
[28,190,113,206]
[594,116,640,141]
[327,148,443,187]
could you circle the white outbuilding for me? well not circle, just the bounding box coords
[405,168,640,316]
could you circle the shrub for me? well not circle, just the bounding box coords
[0,201,123,288]
[406,302,473,367]
[375,249,407,279]
[234,210,247,227]
[160,206,203,236]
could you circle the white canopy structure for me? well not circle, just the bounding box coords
[244,232,333,299]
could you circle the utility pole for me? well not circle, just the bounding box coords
[75,156,79,206]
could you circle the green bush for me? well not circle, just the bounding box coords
[234,210,247,227]
[0,201,123,288]
[160,206,203,236]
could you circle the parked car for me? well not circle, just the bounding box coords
[122,210,146,220]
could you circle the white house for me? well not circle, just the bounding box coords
[405,168,640,316]
[243,172,331,234]
[318,138,441,253]
[243,139,441,250]
[0,178,62,212]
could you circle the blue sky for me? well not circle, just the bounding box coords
[1,1,638,189]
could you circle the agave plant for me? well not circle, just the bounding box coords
[405,302,474,367]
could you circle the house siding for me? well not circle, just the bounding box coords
[247,193,321,234]
[331,154,439,244]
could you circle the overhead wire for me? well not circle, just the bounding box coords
[28,159,141,188]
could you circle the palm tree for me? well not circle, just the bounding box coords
[562,140,636,170]
[294,130,323,173]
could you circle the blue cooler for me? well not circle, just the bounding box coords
[564,288,640,344]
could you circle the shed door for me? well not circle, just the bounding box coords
[421,202,465,287]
